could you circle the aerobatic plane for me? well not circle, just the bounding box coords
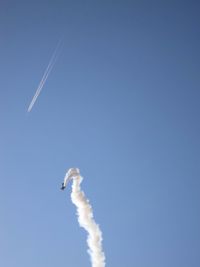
[60,168,80,191]
[60,182,65,190]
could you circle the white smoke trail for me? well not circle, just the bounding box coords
[71,174,106,267]
[28,38,63,112]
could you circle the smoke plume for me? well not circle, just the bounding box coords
[71,174,105,267]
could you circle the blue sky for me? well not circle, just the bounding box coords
[0,1,200,267]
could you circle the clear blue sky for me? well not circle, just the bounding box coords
[0,1,200,267]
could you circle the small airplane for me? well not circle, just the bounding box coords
[60,182,66,190]
[60,168,80,191]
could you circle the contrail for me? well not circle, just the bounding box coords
[63,168,106,267]
[27,38,63,112]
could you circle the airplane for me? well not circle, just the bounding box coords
[60,168,80,191]
[60,182,65,190]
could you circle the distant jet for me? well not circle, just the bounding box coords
[60,168,80,191]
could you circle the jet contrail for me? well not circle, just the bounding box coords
[27,38,63,112]
[62,168,106,267]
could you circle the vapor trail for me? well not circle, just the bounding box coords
[27,38,63,112]
[71,173,106,267]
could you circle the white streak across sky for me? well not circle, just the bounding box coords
[27,38,63,112]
